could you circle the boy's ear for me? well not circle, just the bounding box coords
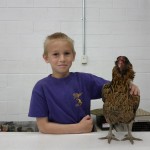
[73,52,76,61]
[43,55,49,63]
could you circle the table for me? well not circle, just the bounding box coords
[0,131,149,150]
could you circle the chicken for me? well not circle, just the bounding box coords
[100,56,142,144]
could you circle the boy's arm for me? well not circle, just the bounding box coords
[36,115,93,134]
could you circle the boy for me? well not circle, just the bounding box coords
[28,32,140,134]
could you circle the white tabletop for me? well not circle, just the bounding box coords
[0,131,149,150]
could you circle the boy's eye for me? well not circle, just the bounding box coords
[52,51,71,57]
[53,53,59,56]
[64,52,70,55]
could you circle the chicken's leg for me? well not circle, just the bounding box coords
[122,124,142,144]
[100,124,119,143]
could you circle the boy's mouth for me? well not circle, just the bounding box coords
[58,64,68,67]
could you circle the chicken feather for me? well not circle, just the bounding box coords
[100,56,142,144]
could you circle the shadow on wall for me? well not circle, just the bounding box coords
[0,121,38,132]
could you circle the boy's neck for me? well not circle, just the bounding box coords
[51,72,70,79]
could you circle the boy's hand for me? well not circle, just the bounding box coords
[78,115,93,133]
[130,82,140,95]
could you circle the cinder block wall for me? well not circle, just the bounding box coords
[0,0,149,121]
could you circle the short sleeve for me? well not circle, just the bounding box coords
[89,74,109,99]
[28,83,49,118]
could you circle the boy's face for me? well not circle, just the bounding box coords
[43,39,76,78]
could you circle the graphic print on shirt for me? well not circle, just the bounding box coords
[73,93,83,107]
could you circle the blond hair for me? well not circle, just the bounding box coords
[43,32,75,56]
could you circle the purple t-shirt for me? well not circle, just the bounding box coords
[28,72,108,124]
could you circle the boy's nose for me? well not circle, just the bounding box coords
[59,54,65,61]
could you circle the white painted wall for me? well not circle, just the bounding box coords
[0,0,150,121]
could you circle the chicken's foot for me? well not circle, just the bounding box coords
[121,124,142,144]
[99,124,119,144]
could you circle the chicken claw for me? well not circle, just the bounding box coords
[100,134,119,144]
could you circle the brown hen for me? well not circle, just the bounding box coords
[100,56,142,144]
